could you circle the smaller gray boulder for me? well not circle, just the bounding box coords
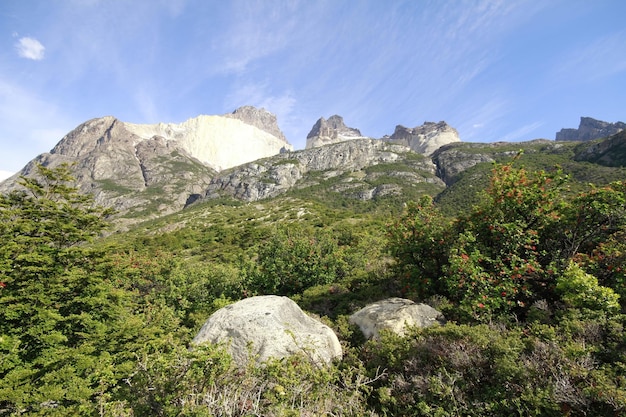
[192,295,342,366]
[350,297,445,339]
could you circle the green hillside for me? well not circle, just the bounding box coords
[2,134,626,416]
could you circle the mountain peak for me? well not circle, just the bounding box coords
[225,106,289,144]
[384,121,460,156]
[556,117,626,141]
[305,115,367,149]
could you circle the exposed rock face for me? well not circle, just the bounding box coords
[192,296,342,366]
[305,115,369,149]
[125,108,293,171]
[383,121,460,156]
[0,107,292,225]
[556,117,626,141]
[432,143,496,185]
[574,130,626,167]
[349,298,445,339]
[225,105,289,145]
[200,139,444,203]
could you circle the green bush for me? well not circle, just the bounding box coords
[388,159,626,322]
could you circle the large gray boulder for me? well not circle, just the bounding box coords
[192,296,342,366]
[349,297,445,339]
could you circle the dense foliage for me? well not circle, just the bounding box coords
[2,157,626,416]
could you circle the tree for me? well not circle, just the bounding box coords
[388,158,626,322]
[0,164,136,415]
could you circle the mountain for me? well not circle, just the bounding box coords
[197,138,444,204]
[383,121,460,156]
[305,115,369,149]
[305,116,460,156]
[0,106,291,226]
[555,116,626,141]
[3,110,626,229]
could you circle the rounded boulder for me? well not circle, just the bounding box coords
[192,295,342,366]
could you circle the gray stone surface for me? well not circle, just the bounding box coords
[349,297,445,339]
[383,121,460,156]
[202,138,443,202]
[556,117,625,141]
[192,295,342,366]
[306,115,368,149]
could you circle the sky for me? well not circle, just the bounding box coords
[1,0,625,181]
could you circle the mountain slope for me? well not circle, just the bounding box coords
[0,107,292,226]
[196,138,445,205]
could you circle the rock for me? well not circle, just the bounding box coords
[383,121,460,156]
[200,138,444,203]
[305,115,369,149]
[349,297,445,339]
[556,117,626,141]
[124,108,293,171]
[574,130,626,167]
[192,296,342,366]
[225,105,289,145]
[432,143,495,185]
[0,106,293,227]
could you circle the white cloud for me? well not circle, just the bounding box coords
[15,37,45,60]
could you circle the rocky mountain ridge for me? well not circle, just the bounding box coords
[2,111,624,228]
[384,121,460,156]
[198,139,444,203]
[556,117,625,141]
[305,115,460,155]
[0,107,292,225]
[305,115,369,149]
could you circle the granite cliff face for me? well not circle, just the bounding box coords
[556,117,625,141]
[305,115,368,149]
[124,108,292,171]
[305,116,460,156]
[0,107,292,225]
[383,121,460,156]
[574,130,626,167]
[225,105,289,144]
[198,139,444,203]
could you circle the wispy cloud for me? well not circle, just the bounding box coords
[211,0,302,74]
[0,80,74,171]
[15,37,45,60]
[554,29,626,82]
[501,121,544,142]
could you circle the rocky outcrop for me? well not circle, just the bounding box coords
[383,121,460,156]
[431,143,496,185]
[192,296,342,366]
[124,107,293,171]
[349,298,445,339]
[305,115,368,149]
[200,139,444,203]
[556,117,626,142]
[0,106,293,225]
[574,130,626,167]
[225,105,289,145]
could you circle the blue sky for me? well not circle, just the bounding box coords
[1,0,625,180]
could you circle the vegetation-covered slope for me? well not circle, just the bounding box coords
[2,132,626,415]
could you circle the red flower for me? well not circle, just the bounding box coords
[478,303,485,308]
[0,282,5,288]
